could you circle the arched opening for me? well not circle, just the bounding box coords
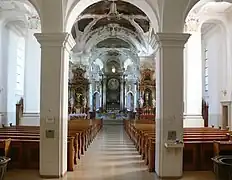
[0,0,41,127]
[93,91,100,111]
[126,91,134,111]
[65,0,158,123]
[184,1,232,128]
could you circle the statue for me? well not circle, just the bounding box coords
[76,93,82,105]
[145,92,149,101]
[83,98,87,107]
[139,96,144,108]
[152,98,156,107]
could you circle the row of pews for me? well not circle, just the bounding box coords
[124,119,232,172]
[0,119,102,171]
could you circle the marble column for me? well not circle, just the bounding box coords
[35,33,75,177]
[184,30,204,127]
[155,33,190,178]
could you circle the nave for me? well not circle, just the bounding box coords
[4,125,213,180]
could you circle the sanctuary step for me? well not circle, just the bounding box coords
[103,119,123,125]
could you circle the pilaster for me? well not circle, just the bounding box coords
[184,28,204,127]
[89,82,93,112]
[24,29,41,115]
[34,32,75,177]
[133,82,137,112]
[155,33,190,178]
[120,77,124,110]
[103,77,106,110]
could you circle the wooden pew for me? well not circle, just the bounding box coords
[213,141,232,156]
[123,119,231,172]
[0,119,102,171]
[0,139,11,157]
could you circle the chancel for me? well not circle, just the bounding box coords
[0,0,232,180]
[69,1,155,122]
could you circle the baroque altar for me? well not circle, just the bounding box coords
[68,66,89,117]
[138,68,156,120]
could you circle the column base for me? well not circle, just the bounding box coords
[183,115,204,127]
[155,148,183,178]
[40,170,67,178]
[156,174,183,179]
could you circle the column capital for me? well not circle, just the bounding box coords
[155,33,190,49]
[34,33,75,51]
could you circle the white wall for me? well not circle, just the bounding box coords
[0,21,41,126]
[202,25,226,127]
[24,29,41,114]
[0,22,9,125]
[6,25,25,125]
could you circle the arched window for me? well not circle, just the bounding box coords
[16,37,25,95]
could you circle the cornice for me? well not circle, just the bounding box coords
[34,33,70,47]
[154,33,190,48]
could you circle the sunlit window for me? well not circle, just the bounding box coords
[15,38,25,95]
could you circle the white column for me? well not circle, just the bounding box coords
[125,87,127,109]
[155,33,190,178]
[35,33,75,177]
[184,31,204,127]
[99,83,102,108]
[103,78,106,109]
[133,83,137,112]
[120,78,124,110]
[89,83,93,111]
[24,29,41,115]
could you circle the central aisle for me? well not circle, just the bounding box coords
[5,124,214,180]
[73,124,156,180]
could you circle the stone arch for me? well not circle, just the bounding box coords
[184,1,232,127]
[184,1,232,32]
[65,0,159,33]
[185,4,231,89]
[0,1,41,32]
[27,0,41,18]
[85,33,139,52]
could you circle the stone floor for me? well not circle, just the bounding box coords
[5,125,215,180]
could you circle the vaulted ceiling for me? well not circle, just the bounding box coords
[71,0,156,60]
[0,0,40,31]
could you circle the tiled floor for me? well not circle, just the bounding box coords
[5,125,215,180]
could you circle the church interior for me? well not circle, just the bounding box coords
[0,0,232,179]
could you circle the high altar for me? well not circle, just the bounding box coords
[138,68,156,120]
